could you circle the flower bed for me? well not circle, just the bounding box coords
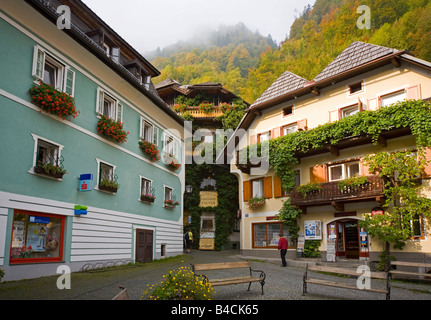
[138,139,160,162]
[97,115,129,143]
[29,82,79,120]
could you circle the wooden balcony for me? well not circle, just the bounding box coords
[290,175,385,211]
[182,106,224,118]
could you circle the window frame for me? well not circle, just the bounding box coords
[251,178,265,198]
[163,185,174,207]
[380,89,406,107]
[140,117,158,145]
[328,161,361,182]
[348,81,364,95]
[30,134,64,177]
[252,222,292,249]
[282,123,298,136]
[96,88,123,122]
[95,159,117,190]
[282,105,294,118]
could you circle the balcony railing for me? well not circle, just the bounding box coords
[290,175,385,207]
[182,106,224,118]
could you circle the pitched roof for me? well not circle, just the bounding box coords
[250,71,308,108]
[313,41,398,82]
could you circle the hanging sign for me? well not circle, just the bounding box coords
[79,174,93,192]
[371,207,384,217]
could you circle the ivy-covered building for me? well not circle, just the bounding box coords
[228,41,431,262]
[0,0,185,281]
[156,80,248,250]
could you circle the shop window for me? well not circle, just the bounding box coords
[10,210,64,264]
[252,222,294,248]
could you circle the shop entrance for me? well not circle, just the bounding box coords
[327,219,362,259]
[135,229,153,263]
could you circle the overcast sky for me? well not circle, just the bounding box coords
[82,0,315,54]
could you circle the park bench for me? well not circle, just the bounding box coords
[389,260,431,280]
[191,261,266,295]
[302,264,391,300]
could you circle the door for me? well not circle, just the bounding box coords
[344,222,359,259]
[136,229,153,263]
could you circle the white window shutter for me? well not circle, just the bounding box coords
[329,110,338,122]
[153,126,158,146]
[117,103,123,122]
[63,67,75,96]
[96,88,104,115]
[32,45,45,80]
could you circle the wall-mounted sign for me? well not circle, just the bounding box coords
[304,220,322,240]
[79,174,93,192]
[74,205,88,215]
[371,207,384,217]
[199,191,218,207]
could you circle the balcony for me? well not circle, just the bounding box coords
[290,175,385,211]
[182,106,224,119]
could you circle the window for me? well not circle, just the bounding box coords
[140,118,158,145]
[349,81,363,95]
[32,45,75,95]
[252,179,264,198]
[96,159,118,192]
[341,105,359,118]
[411,214,425,239]
[10,210,65,264]
[252,222,294,248]
[96,88,123,121]
[163,134,178,157]
[284,170,300,196]
[282,105,294,117]
[31,134,64,177]
[164,186,175,207]
[328,161,360,181]
[282,123,298,136]
[381,90,406,107]
[141,177,152,196]
[258,131,271,142]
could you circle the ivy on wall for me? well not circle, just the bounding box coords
[184,163,239,250]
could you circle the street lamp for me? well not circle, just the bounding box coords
[185,185,193,193]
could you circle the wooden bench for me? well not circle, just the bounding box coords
[303,264,391,300]
[191,261,266,295]
[389,260,431,280]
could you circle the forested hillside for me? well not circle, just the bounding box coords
[151,0,431,104]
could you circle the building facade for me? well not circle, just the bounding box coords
[229,41,431,262]
[0,0,184,281]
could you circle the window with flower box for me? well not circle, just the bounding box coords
[30,134,66,180]
[96,88,123,121]
[140,117,158,145]
[96,159,118,193]
[140,176,155,203]
[32,45,75,96]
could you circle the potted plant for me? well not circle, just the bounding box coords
[164,199,179,209]
[164,153,181,171]
[34,160,67,179]
[338,176,370,192]
[296,182,322,198]
[198,101,214,114]
[29,81,79,120]
[173,103,187,113]
[247,197,265,210]
[138,139,160,162]
[97,115,129,143]
[99,177,119,193]
[141,193,156,203]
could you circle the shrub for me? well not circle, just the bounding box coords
[142,266,214,300]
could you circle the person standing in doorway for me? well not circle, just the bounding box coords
[278,233,288,267]
[185,228,193,253]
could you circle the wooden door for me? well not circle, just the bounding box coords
[136,229,153,263]
[344,222,359,259]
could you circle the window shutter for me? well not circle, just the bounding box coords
[406,85,421,100]
[310,165,326,183]
[116,103,123,122]
[32,45,45,80]
[64,67,75,96]
[297,119,308,131]
[250,134,257,145]
[358,98,363,112]
[153,126,159,145]
[422,147,431,177]
[273,175,283,198]
[367,98,378,111]
[96,88,104,114]
[329,110,338,122]
[243,181,251,202]
[264,176,273,199]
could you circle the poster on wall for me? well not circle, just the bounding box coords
[304,220,322,240]
[26,224,47,252]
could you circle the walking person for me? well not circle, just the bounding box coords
[278,233,288,267]
[185,228,193,253]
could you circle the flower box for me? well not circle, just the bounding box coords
[97,115,129,143]
[164,153,181,171]
[140,194,156,203]
[34,161,67,179]
[29,82,79,120]
[164,200,179,209]
[138,139,160,162]
[247,197,265,210]
[99,178,119,193]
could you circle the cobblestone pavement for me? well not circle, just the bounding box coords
[0,249,431,301]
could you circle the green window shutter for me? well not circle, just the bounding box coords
[64,67,75,96]
[32,45,45,80]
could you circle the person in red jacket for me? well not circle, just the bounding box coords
[278,233,288,267]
